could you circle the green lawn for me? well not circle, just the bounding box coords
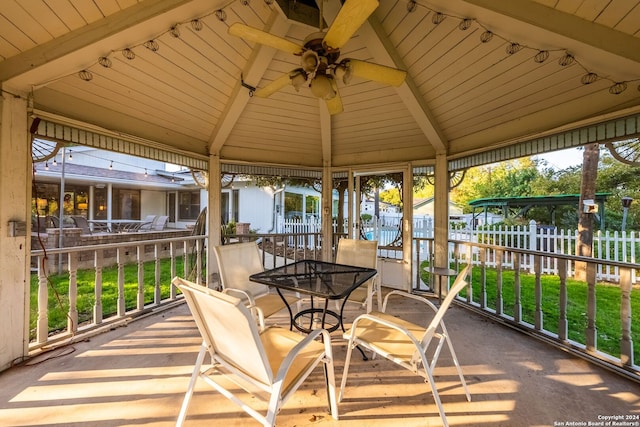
[29,257,187,341]
[420,262,640,362]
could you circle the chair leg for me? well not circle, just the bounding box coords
[338,341,356,402]
[444,332,471,401]
[423,365,449,427]
[177,342,207,426]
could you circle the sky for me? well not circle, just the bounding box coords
[533,147,583,170]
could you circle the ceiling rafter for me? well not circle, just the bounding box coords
[358,10,448,153]
[460,0,640,67]
[209,10,292,154]
[1,0,221,88]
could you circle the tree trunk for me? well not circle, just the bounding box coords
[574,143,600,280]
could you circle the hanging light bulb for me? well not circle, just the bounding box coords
[171,174,175,183]
[144,168,148,177]
[109,161,113,170]
[45,162,49,171]
[53,157,57,166]
[68,150,73,161]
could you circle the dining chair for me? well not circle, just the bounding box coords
[173,277,338,427]
[213,241,299,329]
[340,264,472,427]
[335,238,379,313]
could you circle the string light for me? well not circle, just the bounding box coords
[534,50,550,63]
[98,56,112,68]
[609,82,627,95]
[458,19,473,31]
[144,168,148,177]
[45,162,49,170]
[109,161,113,170]
[79,70,93,81]
[53,157,57,166]
[581,72,598,85]
[122,48,135,60]
[40,1,640,102]
[68,150,73,161]
[191,19,203,31]
[144,40,160,52]
[480,30,493,43]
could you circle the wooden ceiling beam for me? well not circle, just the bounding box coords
[208,11,292,154]
[1,0,220,86]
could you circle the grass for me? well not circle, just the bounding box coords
[29,257,189,341]
[420,262,640,362]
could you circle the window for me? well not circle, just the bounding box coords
[113,189,140,219]
[179,191,200,220]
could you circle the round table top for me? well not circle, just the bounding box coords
[424,266,458,276]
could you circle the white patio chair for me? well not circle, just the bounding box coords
[137,215,157,231]
[154,215,169,230]
[340,264,472,427]
[214,241,299,329]
[335,238,380,313]
[173,277,338,427]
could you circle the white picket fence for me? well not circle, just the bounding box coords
[281,217,639,282]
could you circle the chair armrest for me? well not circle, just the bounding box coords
[346,313,423,349]
[381,290,438,314]
[222,288,257,306]
[273,328,333,383]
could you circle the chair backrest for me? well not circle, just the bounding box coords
[173,277,273,386]
[336,238,378,269]
[139,215,157,230]
[49,216,60,228]
[71,215,91,234]
[154,215,169,230]
[419,264,471,351]
[213,242,268,298]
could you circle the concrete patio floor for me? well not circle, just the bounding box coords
[1,293,638,427]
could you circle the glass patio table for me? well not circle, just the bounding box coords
[250,259,377,334]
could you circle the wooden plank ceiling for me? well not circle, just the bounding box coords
[1,0,640,169]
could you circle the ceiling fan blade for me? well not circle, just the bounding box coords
[347,59,407,87]
[228,23,302,54]
[325,86,344,116]
[254,72,293,98]
[326,92,343,115]
[323,0,379,49]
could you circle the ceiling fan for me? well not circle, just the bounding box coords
[228,0,406,114]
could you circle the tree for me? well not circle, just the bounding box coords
[575,143,600,280]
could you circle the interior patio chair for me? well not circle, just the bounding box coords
[71,215,92,234]
[214,241,299,329]
[154,215,169,230]
[173,277,338,427]
[340,264,472,427]
[137,215,157,231]
[335,238,380,313]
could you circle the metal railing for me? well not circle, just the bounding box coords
[29,231,639,382]
[414,237,639,382]
[30,235,206,351]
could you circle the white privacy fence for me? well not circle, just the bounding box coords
[281,217,639,283]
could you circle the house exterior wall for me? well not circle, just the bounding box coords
[233,184,278,233]
[140,190,166,219]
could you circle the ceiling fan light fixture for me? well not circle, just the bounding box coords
[310,74,336,99]
[290,70,307,91]
[334,62,352,85]
[301,50,320,73]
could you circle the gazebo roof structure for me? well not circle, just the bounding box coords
[1,0,640,172]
